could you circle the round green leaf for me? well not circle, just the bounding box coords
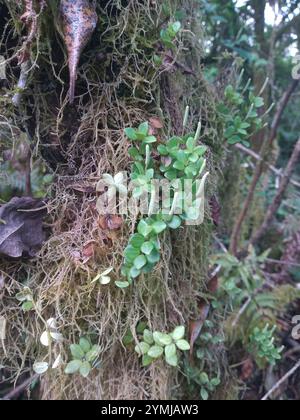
[200,387,209,401]
[125,128,137,140]
[148,345,164,359]
[171,326,185,341]
[33,361,49,375]
[65,360,82,374]
[141,241,154,255]
[79,338,91,353]
[86,345,100,362]
[115,280,130,288]
[70,344,85,360]
[165,343,177,359]
[200,372,209,385]
[124,245,140,262]
[130,234,145,249]
[153,332,172,346]
[138,220,153,237]
[134,255,147,270]
[176,339,190,351]
[135,342,150,356]
[147,250,161,264]
[129,267,141,279]
[80,361,92,378]
[143,329,154,345]
[168,216,182,230]
[142,355,154,367]
[165,353,178,367]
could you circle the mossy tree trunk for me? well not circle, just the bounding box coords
[0,0,228,400]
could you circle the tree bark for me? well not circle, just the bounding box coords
[230,79,299,255]
[250,137,300,246]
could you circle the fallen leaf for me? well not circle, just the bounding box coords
[149,117,164,130]
[107,215,123,230]
[82,241,96,260]
[189,302,210,356]
[0,197,47,258]
[207,274,219,294]
[209,195,221,227]
[241,358,254,381]
[189,274,219,356]
[98,215,123,231]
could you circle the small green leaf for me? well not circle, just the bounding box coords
[200,372,209,385]
[65,360,82,374]
[153,332,172,346]
[200,387,209,401]
[130,234,145,249]
[172,21,181,33]
[138,122,149,136]
[176,339,190,351]
[141,241,154,255]
[125,128,137,140]
[142,354,154,367]
[135,342,150,356]
[152,221,167,234]
[143,329,154,345]
[171,326,185,341]
[80,361,91,378]
[148,345,164,358]
[129,267,141,279]
[134,255,147,270]
[138,220,153,237]
[168,216,181,229]
[165,353,178,367]
[115,280,130,288]
[124,245,140,262]
[173,160,185,170]
[33,362,49,375]
[157,145,168,155]
[79,338,91,353]
[165,343,177,359]
[165,169,178,180]
[70,344,85,360]
[147,250,161,264]
[86,345,100,362]
[22,301,34,312]
[144,136,157,144]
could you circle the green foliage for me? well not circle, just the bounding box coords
[15,287,34,312]
[184,318,223,400]
[218,80,266,147]
[119,118,209,288]
[160,21,182,49]
[134,325,190,367]
[212,246,270,308]
[65,338,100,378]
[248,324,283,367]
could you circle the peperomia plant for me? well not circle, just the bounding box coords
[218,74,270,147]
[119,117,209,288]
[135,325,190,367]
[248,324,283,367]
[160,21,182,49]
[65,338,100,378]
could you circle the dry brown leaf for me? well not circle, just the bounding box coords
[82,241,96,260]
[189,274,219,356]
[0,197,47,258]
[98,215,123,231]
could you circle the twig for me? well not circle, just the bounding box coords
[232,297,252,328]
[1,374,39,400]
[261,359,300,400]
[235,143,300,188]
[250,137,300,246]
[230,79,299,255]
